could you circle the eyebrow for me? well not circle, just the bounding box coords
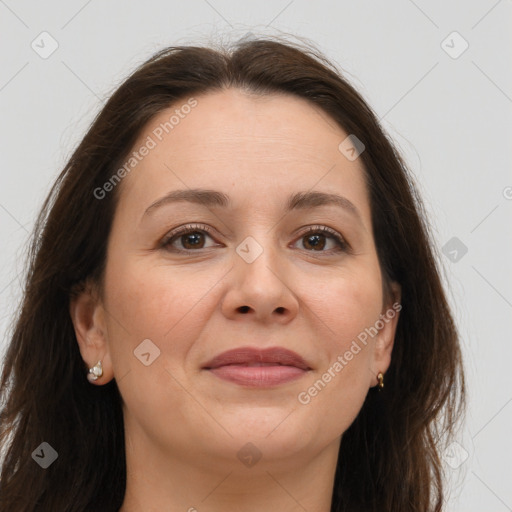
[143,188,363,224]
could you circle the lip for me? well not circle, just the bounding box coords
[202,346,311,387]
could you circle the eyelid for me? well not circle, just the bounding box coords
[293,224,350,252]
[159,223,217,249]
[160,223,350,254]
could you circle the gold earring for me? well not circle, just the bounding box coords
[377,371,384,391]
[87,360,103,383]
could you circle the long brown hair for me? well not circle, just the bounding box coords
[0,36,465,511]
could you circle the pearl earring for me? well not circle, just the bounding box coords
[87,360,103,382]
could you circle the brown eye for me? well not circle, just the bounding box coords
[161,224,217,253]
[294,226,348,253]
[179,232,206,250]
[302,233,327,251]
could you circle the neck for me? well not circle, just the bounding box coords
[119,427,340,511]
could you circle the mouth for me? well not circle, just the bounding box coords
[202,346,311,387]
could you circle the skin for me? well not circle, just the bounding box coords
[70,88,401,512]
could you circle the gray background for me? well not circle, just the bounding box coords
[1,1,511,509]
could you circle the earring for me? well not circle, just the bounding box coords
[377,371,384,391]
[87,360,103,382]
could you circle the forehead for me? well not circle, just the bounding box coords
[116,88,370,223]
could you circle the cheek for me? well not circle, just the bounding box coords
[312,266,382,351]
[295,267,382,427]
[102,257,214,442]
[104,256,213,346]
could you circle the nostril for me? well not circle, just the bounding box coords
[239,305,250,313]
[275,307,285,314]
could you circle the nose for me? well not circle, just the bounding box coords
[220,237,299,324]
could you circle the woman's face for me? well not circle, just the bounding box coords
[76,89,400,470]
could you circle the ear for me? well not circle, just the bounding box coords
[370,280,402,387]
[69,280,114,385]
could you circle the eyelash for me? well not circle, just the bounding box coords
[160,223,349,255]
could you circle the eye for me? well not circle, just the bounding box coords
[160,223,349,254]
[160,223,218,253]
[293,225,349,253]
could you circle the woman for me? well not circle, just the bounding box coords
[0,36,465,511]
